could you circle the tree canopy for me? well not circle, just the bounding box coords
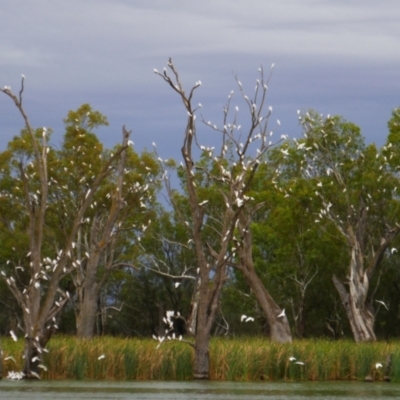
[1,70,400,380]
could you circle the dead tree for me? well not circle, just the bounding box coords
[155,59,290,378]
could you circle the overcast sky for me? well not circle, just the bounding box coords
[1,0,400,159]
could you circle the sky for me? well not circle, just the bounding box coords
[1,0,400,160]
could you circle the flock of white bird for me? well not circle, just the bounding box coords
[152,310,184,349]
[241,309,285,323]
[6,371,25,380]
[3,330,43,380]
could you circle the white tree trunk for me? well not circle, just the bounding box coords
[333,244,376,342]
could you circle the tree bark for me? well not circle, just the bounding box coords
[76,286,99,338]
[333,272,376,342]
[331,219,399,342]
[293,297,305,339]
[191,261,227,379]
[75,229,102,338]
[236,211,292,343]
[244,270,292,342]
[23,337,42,378]
[331,224,376,342]
[192,269,223,380]
[21,321,58,379]
[187,279,200,335]
[193,334,210,379]
[0,338,3,379]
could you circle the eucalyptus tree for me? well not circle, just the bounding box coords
[0,79,132,377]
[48,104,160,338]
[286,111,400,342]
[246,162,344,338]
[154,59,289,378]
[232,197,292,342]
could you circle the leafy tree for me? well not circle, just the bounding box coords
[249,158,349,338]
[49,104,161,338]
[282,111,400,341]
[0,79,132,378]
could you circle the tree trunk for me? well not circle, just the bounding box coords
[76,285,99,338]
[333,273,376,342]
[23,327,55,379]
[193,335,210,379]
[329,199,400,342]
[187,279,200,335]
[294,297,305,339]
[192,264,226,379]
[332,233,376,342]
[193,294,211,379]
[243,267,292,342]
[23,337,41,378]
[76,218,102,338]
[237,212,292,343]
[0,338,3,379]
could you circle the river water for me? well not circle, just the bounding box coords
[0,380,399,399]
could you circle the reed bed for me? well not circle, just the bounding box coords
[1,336,400,381]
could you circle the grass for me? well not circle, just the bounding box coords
[1,335,400,381]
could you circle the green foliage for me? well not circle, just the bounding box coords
[385,107,400,169]
[63,103,109,132]
[1,80,400,347]
[0,102,162,338]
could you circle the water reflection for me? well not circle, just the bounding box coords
[1,380,400,399]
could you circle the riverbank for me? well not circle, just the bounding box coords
[2,381,400,400]
[1,336,399,381]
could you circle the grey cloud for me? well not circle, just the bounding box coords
[0,0,399,153]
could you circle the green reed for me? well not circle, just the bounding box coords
[1,335,400,381]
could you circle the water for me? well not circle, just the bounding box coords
[1,380,400,400]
